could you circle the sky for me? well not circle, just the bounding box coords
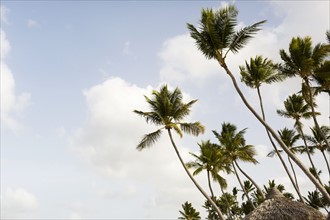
[1,0,329,219]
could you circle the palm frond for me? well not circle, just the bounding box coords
[133,110,163,126]
[179,122,205,136]
[187,22,218,60]
[137,129,163,151]
[169,123,183,138]
[227,20,266,56]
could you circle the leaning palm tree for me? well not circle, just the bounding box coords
[134,85,225,219]
[279,36,330,151]
[187,4,330,202]
[213,122,262,208]
[186,140,231,199]
[240,55,301,200]
[267,128,304,201]
[277,93,322,184]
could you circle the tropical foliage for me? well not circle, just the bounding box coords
[134,3,330,219]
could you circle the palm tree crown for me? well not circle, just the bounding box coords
[240,55,284,89]
[276,94,315,130]
[279,36,329,80]
[133,85,204,150]
[187,5,266,64]
[213,123,258,164]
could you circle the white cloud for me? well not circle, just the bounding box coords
[0,13,31,131]
[27,19,40,28]
[159,34,220,83]
[271,1,329,44]
[69,77,217,217]
[0,5,9,24]
[1,188,38,219]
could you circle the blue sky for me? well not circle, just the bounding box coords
[1,1,329,219]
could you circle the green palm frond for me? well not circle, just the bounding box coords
[227,20,266,56]
[179,122,205,136]
[188,4,265,62]
[312,42,330,66]
[173,100,197,121]
[240,55,284,89]
[137,129,163,151]
[133,110,163,126]
[169,123,183,138]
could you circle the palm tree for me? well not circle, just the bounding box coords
[187,4,330,202]
[178,201,201,220]
[187,140,233,219]
[239,55,301,200]
[279,36,330,151]
[186,140,230,198]
[277,93,322,184]
[267,128,304,201]
[305,125,330,179]
[213,122,262,208]
[134,85,225,219]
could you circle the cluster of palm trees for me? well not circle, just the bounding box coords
[134,4,330,220]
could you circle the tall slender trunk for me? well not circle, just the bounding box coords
[232,162,256,209]
[287,155,300,192]
[256,87,303,201]
[167,129,225,220]
[304,79,330,151]
[207,170,215,198]
[234,160,264,200]
[219,61,330,203]
[296,123,323,185]
[321,150,330,180]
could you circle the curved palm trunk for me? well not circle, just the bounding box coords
[232,162,256,209]
[219,61,330,203]
[257,87,304,202]
[234,160,264,200]
[287,155,301,192]
[167,129,225,220]
[321,150,330,180]
[304,79,330,151]
[207,170,215,198]
[296,123,323,184]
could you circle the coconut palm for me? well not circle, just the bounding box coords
[277,93,322,184]
[279,36,330,151]
[213,122,262,208]
[134,85,225,219]
[240,55,301,200]
[178,201,201,220]
[186,140,230,198]
[267,128,304,201]
[305,125,330,179]
[187,4,330,202]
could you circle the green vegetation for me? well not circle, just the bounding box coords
[135,4,330,219]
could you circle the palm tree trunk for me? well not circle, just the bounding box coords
[287,156,300,192]
[232,162,256,209]
[257,87,304,202]
[167,129,225,220]
[207,170,215,198]
[321,150,330,179]
[219,61,330,203]
[234,160,264,200]
[304,79,330,151]
[296,123,323,185]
